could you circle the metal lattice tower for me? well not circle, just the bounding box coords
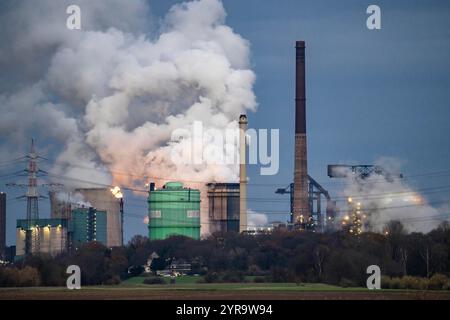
[6,140,64,256]
[6,140,45,255]
[26,140,40,253]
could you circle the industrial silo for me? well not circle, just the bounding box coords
[148,182,200,240]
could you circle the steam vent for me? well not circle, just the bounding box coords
[147,182,201,240]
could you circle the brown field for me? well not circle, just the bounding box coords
[0,285,450,300]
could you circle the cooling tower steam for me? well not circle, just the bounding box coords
[0,0,256,228]
[56,191,92,208]
[339,158,445,233]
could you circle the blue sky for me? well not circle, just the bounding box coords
[1,0,450,244]
[223,0,450,218]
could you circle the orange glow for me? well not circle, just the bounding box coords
[110,186,123,199]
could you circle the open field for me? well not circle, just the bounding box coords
[1,280,450,300]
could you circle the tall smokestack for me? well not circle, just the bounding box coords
[293,40,310,226]
[0,192,5,259]
[239,114,248,233]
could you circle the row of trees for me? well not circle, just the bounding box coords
[0,242,128,286]
[0,220,449,287]
[126,220,450,287]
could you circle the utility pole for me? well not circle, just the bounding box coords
[26,139,40,254]
[6,140,59,255]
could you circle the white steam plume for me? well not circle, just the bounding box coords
[0,0,257,235]
[339,157,446,233]
[247,209,268,229]
[56,191,92,208]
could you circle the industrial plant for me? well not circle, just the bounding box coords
[1,40,344,262]
[16,218,68,257]
[1,141,125,260]
[207,183,240,233]
[74,188,123,247]
[0,40,409,261]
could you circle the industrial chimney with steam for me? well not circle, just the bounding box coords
[293,41,311,226]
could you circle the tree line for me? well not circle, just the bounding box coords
[0,220,449,288]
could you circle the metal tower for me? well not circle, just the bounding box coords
[25,139,40,253]
[6,140,50,255]
[276,176,336,231]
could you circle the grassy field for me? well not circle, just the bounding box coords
[1,276,450,300]
[121,275,201,285]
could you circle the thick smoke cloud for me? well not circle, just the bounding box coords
[0,0,257,235]
[339,157,444,233]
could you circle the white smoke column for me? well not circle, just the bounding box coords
[340,157,443,233]
[56,191,92,208]
[247,209,268,229]
[0,0,257,236]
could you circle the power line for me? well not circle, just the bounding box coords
[121,211,450,229]
[39,158,450,186]
[44,173,450,203]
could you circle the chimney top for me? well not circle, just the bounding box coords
[296,40,305,48]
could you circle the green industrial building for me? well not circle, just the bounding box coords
[71,207,107,248]
[148,182,201,240]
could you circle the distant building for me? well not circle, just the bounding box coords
[244,226,273,235]
[207,183,240,233]
[76,188,122,247]
[157,258,192,276]
[0,192,5,259]
[50,189,121,247]
[70,207,107,249]
[14,207,108,259]
[144,252,160,273]
[16,219,69,258]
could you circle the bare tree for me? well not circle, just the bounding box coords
[313,245,329,280]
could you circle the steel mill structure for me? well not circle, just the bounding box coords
[207,183,240,233]
[274,41,336,232]
[148,182,201,240]
[328,164,403,234]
